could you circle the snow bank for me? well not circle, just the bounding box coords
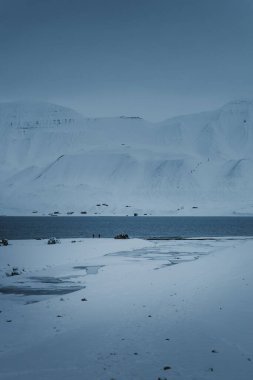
[0,237,252,379]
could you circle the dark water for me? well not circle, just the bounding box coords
[0,216,253,240]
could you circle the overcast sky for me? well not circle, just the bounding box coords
[1,0,253,121]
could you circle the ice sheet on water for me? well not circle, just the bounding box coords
[106,239,230,268]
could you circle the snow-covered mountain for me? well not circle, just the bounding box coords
[0,100,253,216]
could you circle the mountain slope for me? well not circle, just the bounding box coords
[0,100,253,215]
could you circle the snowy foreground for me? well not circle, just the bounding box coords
[0,237,253,380]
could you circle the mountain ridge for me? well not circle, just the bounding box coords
[0,100,252,216]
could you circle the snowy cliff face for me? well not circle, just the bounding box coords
[0,100,253,215]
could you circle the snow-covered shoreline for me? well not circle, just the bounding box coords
[2,208,253,217]
[0,237,253,379]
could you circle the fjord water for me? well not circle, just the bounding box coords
[0,216,253,240]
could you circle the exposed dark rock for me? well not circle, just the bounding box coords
[114,233,129,239]
[47,237,60,245]
[1,239,8,246]
[6,267,21,277]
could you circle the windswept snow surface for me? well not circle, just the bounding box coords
[0,100,253,215]
[0,238,253,379]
